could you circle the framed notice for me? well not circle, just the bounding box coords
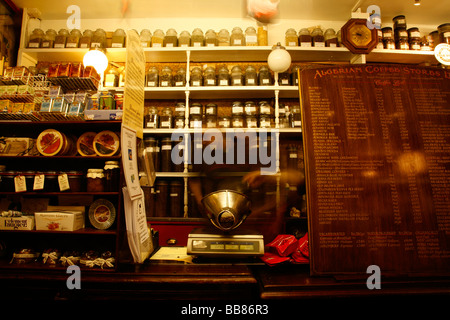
[299,64,450,276]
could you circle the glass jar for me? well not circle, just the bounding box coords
[146,66,159,87]
[79,29,93,48]
[145,106,159,128]
[311,27,324,47]
[174,116,185,129]
[291,65,300,86]
[66,29,81,48]
[190,67,203,86]
[285,28,298,47]
[111,28,126,48]
[278,104,289,128]
[190,115,203,128]
[257,25,268,45]
[104,66,119,87]
[299,28,312,47]
[232,115,244,128]
[259,115,273,128]
[140,29,152,47]
[245,65,257,86]
[382,27,395,50]
[91,28,106,48]
[244,101,258,116]
[178,30,191,47]
[41,29,56,48]
[393,15,407,30]
[174,67,186,87]
[205,29,217,47]
[217,66,229,86]
[218,29,230,46]
[190,102,203,116]
[245,26,258,46]
[324,29,337,47]
[438,23,450,44]
[258,66,271,85]
[420,35,433,51]
[206,116,217,128]
[218,116,231,128]
[203,66,216,86]
[259,101,272,115]
[394,27,408,43]
[160,107,173,129]
[191,28,204,47]
[104,161,120,192]
[246,116,258,128]
[152,29,165,47]
[232,101,244,116]
[86,169,105,192]
[160,66,173,87]
[174,102,186,117]
[205,103,217,116]
[164,28,178,47]
[143,137,160,171]
[397,38,409,50]
[290,105,302,128]
[231,65,243,86]
[278,72,290,86]
[54,28,69,48]
[231,27,245,46]
[28,28,44,48]
[160,138,173,172]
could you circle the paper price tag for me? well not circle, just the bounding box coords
[14,175,27,192]
[58,173,70,191]
[33,174,45,191]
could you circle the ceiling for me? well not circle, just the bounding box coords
[9,0,450,26]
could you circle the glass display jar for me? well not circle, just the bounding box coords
[245,26,258,46]
[246,116,258,128]
[231,65,243,86]
[394,27,408,43]
[244,101,258,116]
[393,15,407,29]
[143,137,160,171]
[218,116,231,128]
[259,101,272,115]
[145,106,159,128]
[285,28,298,47]
[245,65,257,86]
[231,27,245,46]
[408,27,421,50]
[174,116,185,129]
[217,66,229,86]
[191,28,204,47]
[203,66,216,86]
[190,115,203,128]
[146,66,159,87]
[160,107,173,129]
[41,29,56,48]
[178,30,191,47]
[259,115,273,128]
[164,28,178,47]
[291,65,300,86]
[190,67,203,86]
[91,28,106,48]
[28,28,44,48]
[232,115,245,128]
[104,161,120,192]
[66,29,81,48]
[257,24,268,46]
[258,66,271,85]
[205,103,217,116]
[174,102,186,117]
[54,28,69,48]
[438,23,450,44]
[205,29,217,47]
[160,138,173,172]
[86,169,105,192]
[311,27,324,47]
[152,29,165,47]
[140,29,152,47]
[324,28,337,47]
[189,102,203,117]
[206,116,217,128]
[382,27,395,49]
[299,28,312,47]
[159,66,173,87]
[290,105,302,128]
[111,29,126,48]
[174,67,186,87]
[218,29,230,46]
[79,29,93,48]
[232,101,244,116]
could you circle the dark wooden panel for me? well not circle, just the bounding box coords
[299,64,450,276]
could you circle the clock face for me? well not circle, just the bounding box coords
[350,25,372,47]
[341,18,378,54]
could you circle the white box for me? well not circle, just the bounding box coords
[35,211,85,231]
[0,216,35,230]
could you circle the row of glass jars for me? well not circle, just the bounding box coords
[144,101,302,129]
[285,27,339,47]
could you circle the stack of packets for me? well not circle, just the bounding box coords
[261,233,309,266]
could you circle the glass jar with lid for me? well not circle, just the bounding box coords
[178,30,191,47]
[298,28,312,47]
[160,107,173,129]
[190,102,203,117]
[257,24,268,45]
[146,66,159,87]
[160,138,173,172]
[79,29,93,48]
[278,103,289,128]
[393,15,407,30]
[231,65,243,86]
[218,29,230,46]
[394,27,408,43]
[203,66,216,86]
[28,28,44,48]
[152,29,165,47]
[143,137,160,171]
[190,67,203,86]
[311,28,324,47]
[174,67,186,87]
[104,161,120,192]
[285,28,298,47]
[246,116,258,128]
[231,27,245,46]
[91,28,106,48]
[232,115,245,128]
[438,23,450,44]
[232,101,244,116]
[206,115,217,128]
[290,105,302,128]
[145,106,159,128]
[218,116,231,128]
[382,27,395,49]
[104,66,119,87]
[245,26,258,46]
[244,101,258,116]
[66,29,81,48]
[205,103,217,116]
[205,29,217,47]
[258,66,271,85]
[164,28,178,47]
[191,28,204,47]
[259,101,272,115]
[140,29,152,47]
[291,65,300,86]
[41,29,56,48]
[86,169,105,192]
[259,115,273,128]
[54,28,69,48]
[408,27,421,50]
[217,66,229,86]
[111,29,126,48]
[245,65,257,86]
[174,102,186,117]
[160,66,173,87]
[324,29,337,47]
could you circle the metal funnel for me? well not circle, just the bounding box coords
[201,190,251,232]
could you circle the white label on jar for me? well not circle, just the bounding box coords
[191,121,202,128]
[161,81,169,86]
[314,42,325,47]
[232,79,241,85]
[281,79,289,84]
[66,42,78,48]
[146,121,156,128]
[329,43,337,48]
[152,43,162,47]
[112,43,123,48]
[260,106,270,114]
[206,79,215,85]
[247,78,255,85]
[141,42,149,47]
[399,31,408,37]
[444,32,450,38]
[90,42,101,48]
[233,39,242,45]
[384,32,392,38]
[28,42,40,48]
[207,122,216,128]
[412,44,421,50]
[247,120,257,127]
[54,43,65,48]
[289,153,298,158]
[161,121,170,127]
[232,106,243,113]
[79,43,88,48]
[33,174,45,191]
[300,42,311,47]
[14,175,26,192]
[175,119,184,127]
[162,145,172,150]
[233,120,243,127]
[410,31,420,38]
[170,193,178,197]
[246,35,257,43]
[191,106,201,114]
[397,19,406,24]
[166,43,174,47]
[58,173,70,191]
[207,43,215,47]
[175,81,184,86]
[146,147,155,152]
[400,43,409,49]
[180,44,188,47]
[387,43,395,50]
[294,120,302,127]
[193,42,202,47]
[219,79,228,85]
[377,43,384,49]
[147,81,156,87]
[262,79,270,84]
[175,107,185,113]
[288,42,296,46]
[192,81,200,86]
[245,106,256,113]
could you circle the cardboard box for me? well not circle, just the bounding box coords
[35,211,85,231]
[0,216,35,230]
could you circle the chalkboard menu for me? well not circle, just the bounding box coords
[299,64,450,276]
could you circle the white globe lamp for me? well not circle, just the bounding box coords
[83,48,109,75]
[267,43,291,73]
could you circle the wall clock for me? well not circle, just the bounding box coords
[341,18,378,54]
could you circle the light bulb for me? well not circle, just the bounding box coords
[83,49,108,74]
[414,0,420,6]
[267,43,291,73]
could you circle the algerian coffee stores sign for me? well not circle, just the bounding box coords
[299,64,450,276]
